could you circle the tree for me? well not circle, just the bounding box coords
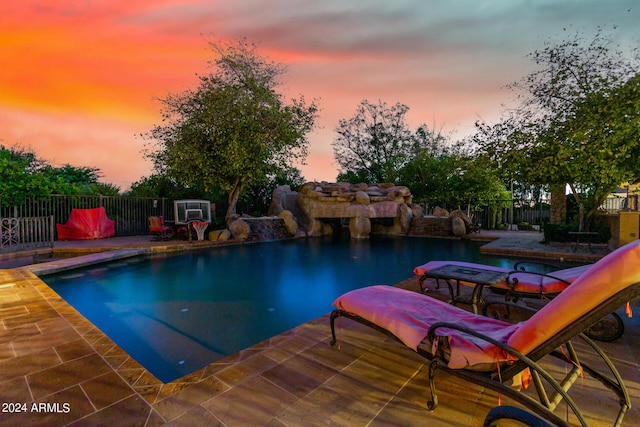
[144,39,318,221]
[332,100,417,183]
[1,144,119,207]
[474,30,640,230]
[126,174,213,200]
[0,145,50,207]
[399,147,506,215]
[40,164,119,195]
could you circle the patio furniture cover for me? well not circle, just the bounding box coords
[56,207,115,240]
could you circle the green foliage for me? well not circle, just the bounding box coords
[0,145,50,206]
[473,29,640,231]
[84,182,121,196]
[332,100,415,183]
[517,221,532,231]
[542,223,576,242]
[332,100,449,184]
[126,174,218,200]
[0,144,119,207]
[144,39,318,220]
[398,148,507,211]
[40,164,106,195]
[542,222,610,244]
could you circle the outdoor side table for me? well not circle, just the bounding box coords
[419,264,509,314]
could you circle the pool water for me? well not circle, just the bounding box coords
[44,235,519,382]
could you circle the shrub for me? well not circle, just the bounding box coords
[543,223,610,243]
[517,221,532,231]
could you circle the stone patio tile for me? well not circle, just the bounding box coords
[260,353,338,399]
[214,353,278,387]
[154,375,229,422]
[81,371,135,410]
[54,338,95,362]
[0,384,95,427]
[0,347,61,382]
[202,375,297,426]
[165,405,225,426]
[67,395,153,427]
[12,325,81,357]
[27,353,112,399]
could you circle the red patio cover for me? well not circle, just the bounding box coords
[56,207,115,240]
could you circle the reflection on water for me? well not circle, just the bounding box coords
[44,235,519,382]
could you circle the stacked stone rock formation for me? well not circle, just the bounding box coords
[270,182,414,239]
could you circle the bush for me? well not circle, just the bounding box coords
[517,221,533,231]
[542,223,574,242]
[543,223,610,243]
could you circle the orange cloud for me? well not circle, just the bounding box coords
[2,1,638,191]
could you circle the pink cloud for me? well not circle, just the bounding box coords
[1,1,638,191]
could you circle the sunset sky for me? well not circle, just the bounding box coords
[2,1,639,190]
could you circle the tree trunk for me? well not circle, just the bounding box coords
[568,183,584,231]
[225,180,244,222]
[549,183,566,225]
[577,203,585,232]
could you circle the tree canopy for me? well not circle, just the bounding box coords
[473,30,640,230]
[398,142,506,211]
[332,99,448,184]
[0,145,49,206]
[1,144,118,207]
[144,39,318,220]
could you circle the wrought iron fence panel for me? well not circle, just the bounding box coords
[2,196,174,238]
[422,199,551,230]
[0,216,54,254]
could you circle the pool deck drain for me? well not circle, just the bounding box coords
[0,233,638,426]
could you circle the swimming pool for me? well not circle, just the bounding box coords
[44,235,519,382]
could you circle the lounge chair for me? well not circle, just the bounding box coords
[330,239,640,426]
[413,260,625,341]
[148,215,173,240]
[413,260,590,297]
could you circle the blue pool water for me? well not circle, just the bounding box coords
[44,235,519,382]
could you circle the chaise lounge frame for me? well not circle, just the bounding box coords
[330,242,640,426]
[414,260,625,341]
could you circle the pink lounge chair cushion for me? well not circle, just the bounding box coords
[333,285,520,370]
[508,240,640,355]
[413,261,590,295]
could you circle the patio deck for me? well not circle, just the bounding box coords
[0,232,638,426]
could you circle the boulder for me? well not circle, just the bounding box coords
[267,185,292,216]
[209,229,231,241]
[451,217,467,237]
[349,216,371,239]
[398,203,413,234]
[278,181,414,239]
[449,209,472,231]
[354,191,370,205]
[228,218,250,240]
[278,210,299,236]
[432,206,449,217]
[410,203,424,217]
